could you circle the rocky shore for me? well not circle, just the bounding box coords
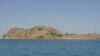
[3,25,100,39]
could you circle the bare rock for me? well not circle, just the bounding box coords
[3,25,63,39]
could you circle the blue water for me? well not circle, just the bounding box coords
[0,39,100,56]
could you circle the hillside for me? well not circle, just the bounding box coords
[3,25,100,39]
[3,25,63,39]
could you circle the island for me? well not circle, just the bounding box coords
[3,25,100,39]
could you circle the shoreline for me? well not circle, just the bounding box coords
[2,37,100,39]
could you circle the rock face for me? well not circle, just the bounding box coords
[3,25,62,39]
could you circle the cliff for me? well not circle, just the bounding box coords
[3,25,63,39]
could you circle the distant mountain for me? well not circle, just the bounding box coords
[3,25,63,39]
[3,25,100,39]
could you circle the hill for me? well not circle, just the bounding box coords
[3,25,63,39]
[3,25,100,39]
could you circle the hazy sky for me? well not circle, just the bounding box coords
[0,0,100,36]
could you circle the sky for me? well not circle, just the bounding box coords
[0,0,100,36]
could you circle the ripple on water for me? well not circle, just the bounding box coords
[0,39,100,56]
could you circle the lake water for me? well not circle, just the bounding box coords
[0,39,100,56]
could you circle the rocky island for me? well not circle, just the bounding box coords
[3,25,63,39]
[3,25,100,39]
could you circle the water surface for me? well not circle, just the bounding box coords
[0,39,100,56]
